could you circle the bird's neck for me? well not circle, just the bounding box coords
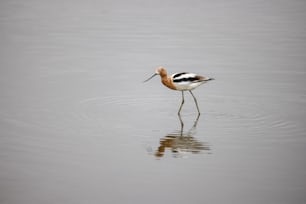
[161,76,177,90]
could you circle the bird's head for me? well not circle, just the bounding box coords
[144,66,167,82]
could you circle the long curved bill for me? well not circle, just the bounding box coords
[143,73,157,82]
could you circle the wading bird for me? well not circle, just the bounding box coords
[144,66,214,115]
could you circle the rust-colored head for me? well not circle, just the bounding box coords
[144,66,167,82]
[155,66,167,77]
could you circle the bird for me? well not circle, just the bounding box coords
[144,66,214,115]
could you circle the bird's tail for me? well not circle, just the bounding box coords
[204,77,215,81]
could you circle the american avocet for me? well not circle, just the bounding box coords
[144,66,214,115]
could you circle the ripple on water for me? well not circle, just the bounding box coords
[208,95,303,140]
[74,94,166,121]
[74,92,304,144]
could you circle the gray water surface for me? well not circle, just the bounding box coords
[1,0,306,204]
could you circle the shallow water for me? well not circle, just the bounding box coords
[1,0,306,203]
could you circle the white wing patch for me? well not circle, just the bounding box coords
[171,72,207,91]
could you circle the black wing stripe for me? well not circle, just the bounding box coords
[173,77,200,83]
[173,72,188,78]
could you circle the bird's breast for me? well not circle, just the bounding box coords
[161,78,177,90]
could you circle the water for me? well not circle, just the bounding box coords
[1,0,306,203]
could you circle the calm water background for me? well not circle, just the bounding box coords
[1,0,306,203]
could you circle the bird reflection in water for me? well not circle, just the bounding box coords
[155,115,210,158]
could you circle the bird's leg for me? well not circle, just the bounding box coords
[189,90,201,115]
[190,113,200,134]
[178,113,184,136]
[178,91,185,115]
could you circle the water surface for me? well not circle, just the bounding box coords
[0,0,306,204]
